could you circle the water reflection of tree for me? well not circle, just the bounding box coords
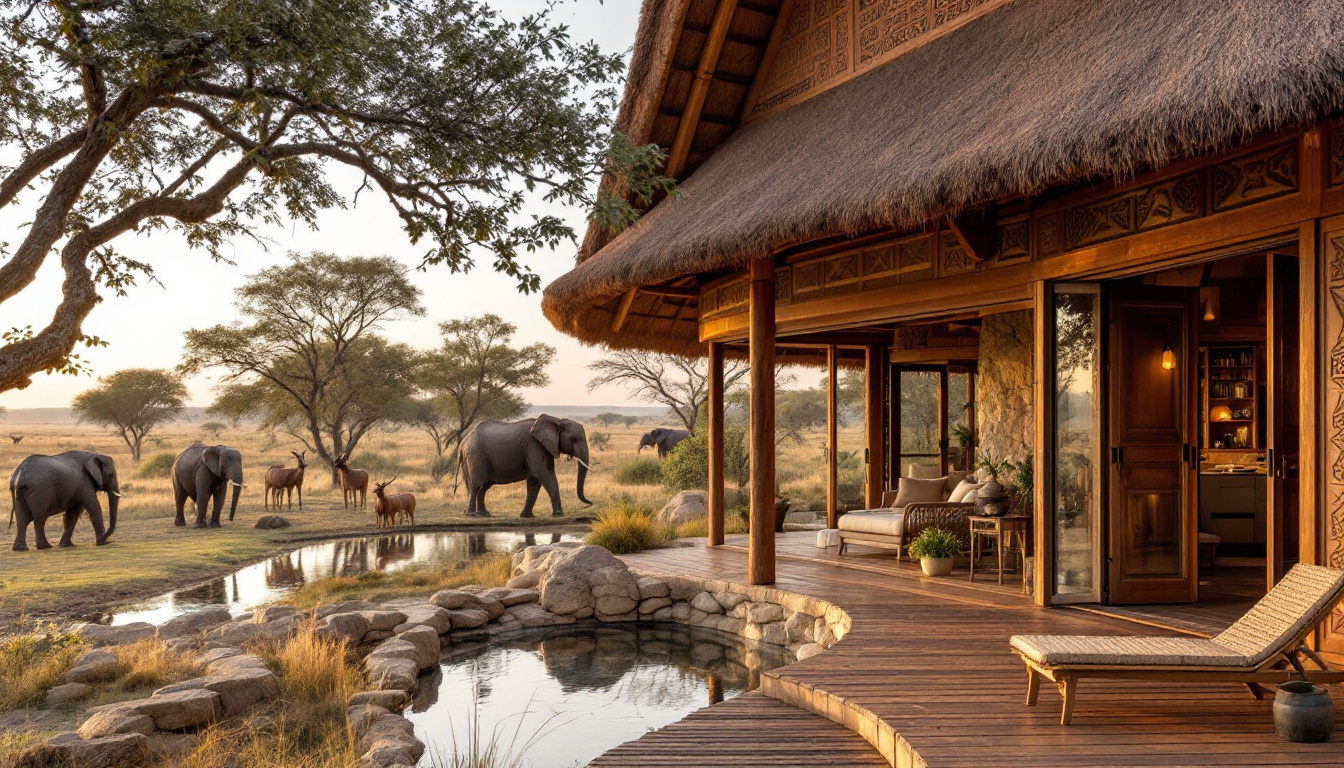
[375,534,417,568]
[267,552,306,587]
[177,578,229,605]
[467,533,488,558]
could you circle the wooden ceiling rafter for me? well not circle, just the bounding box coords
[739,0,793,124]
[665,0,741,179]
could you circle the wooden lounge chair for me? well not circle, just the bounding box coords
[1010,563,1344,724]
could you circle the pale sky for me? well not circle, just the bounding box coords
[0,1,649,411]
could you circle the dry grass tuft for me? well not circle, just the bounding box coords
[111,637,202,693]
[283,552,513,610]
[181,629,362,768]
[586,502,668,555]
[0,621,90,713]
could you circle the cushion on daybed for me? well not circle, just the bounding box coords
[893,476,947,507]
[907,464,944,480]
[1009,634,1249,667]
[837,511,905,536]
[948,479,984,503]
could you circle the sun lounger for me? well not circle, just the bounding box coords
[1010,563,1344,724]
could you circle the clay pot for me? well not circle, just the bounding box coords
[1274,681,1335,743]
[920,557,954,577]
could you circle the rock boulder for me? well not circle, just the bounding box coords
[655,490,707,527]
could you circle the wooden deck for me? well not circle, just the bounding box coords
[596,534,1344,767]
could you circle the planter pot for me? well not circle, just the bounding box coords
[1274,681,1335,743]
[920,557,954,577]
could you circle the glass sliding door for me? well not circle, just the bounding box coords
[1051,286,1103,602]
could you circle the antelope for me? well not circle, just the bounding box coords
[9,435,21,445]
[372,477,415,528]
[334,452,368,510]
[264,451,306,510]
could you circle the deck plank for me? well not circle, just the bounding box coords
[592,534,1344,767]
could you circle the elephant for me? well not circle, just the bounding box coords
[457,414,593,518]
[638,428,691,459]
[172,443,245,528]
[8,451,121,551]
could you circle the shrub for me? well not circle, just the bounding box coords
[615,457,662,486]
[0,622,90,712]
[661,429,749,492]
[429,453,456,484]
[588,431,611,451]
[139,450,177,477]
[586,503,666,555]
[353,450,401,477]
[908,527,961,560]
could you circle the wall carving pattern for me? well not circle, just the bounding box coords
[699,139,1307,319]
[1331,126,1344,187]
[750,0,1007,119]
[1326,232,1344,642]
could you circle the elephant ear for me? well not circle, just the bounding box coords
[203,446,224,476]
[84,455,105,491]
[530,415,561,458]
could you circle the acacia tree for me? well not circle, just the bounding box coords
[587,351,747,432]
[0,0,672,393]
[182,252,422,485]
[71,368,187,461]
[410,314,554,455]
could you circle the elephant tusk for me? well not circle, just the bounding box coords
[112,492,127,498]
[575,458,593,470]
[231,482,246,488]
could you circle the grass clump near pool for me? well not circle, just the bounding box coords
[586,498,749,554]
[0,621,91,712]
[283,551,513,610]
[614,457,662,485]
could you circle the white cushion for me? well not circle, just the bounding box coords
[907,464,943,480]
[963,488,981,503]
[894,476,947,508]
[838,511,905,536]
[948,479,984,503]
[948,469,972,488]
[817,529,840,548]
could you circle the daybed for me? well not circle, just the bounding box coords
[836,469,982,562]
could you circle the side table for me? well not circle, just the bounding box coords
[968,515,1030,586]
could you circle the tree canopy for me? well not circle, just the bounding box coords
[71,368,187,461]
[408,314,554,455]
[587,351,747,432]
[0,0,672,393]
[182,251,422,483]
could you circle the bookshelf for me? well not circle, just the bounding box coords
[1202,344,1260,451]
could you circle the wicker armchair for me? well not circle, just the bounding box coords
[902,503,976,550]
[836,493,975,562]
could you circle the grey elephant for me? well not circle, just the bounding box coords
[638,428,691,459]
[8,451,121,551]
[457,415,593,518]
[172,443,245,528]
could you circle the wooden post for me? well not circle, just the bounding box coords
[708,341,726,546]
[749,257,776,585]
[864,344,886,509]
[826,345,839,529]
[1032,281,1052,607]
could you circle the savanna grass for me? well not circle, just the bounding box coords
[0,621,90,712]
[282,552,513,610]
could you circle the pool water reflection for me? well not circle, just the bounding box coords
[405,624,793,768]
[103,530,581,626]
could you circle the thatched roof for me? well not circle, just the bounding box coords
[546,0,1344,354]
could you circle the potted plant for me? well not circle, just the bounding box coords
[975,454,1012,516]
[908,526,960,577]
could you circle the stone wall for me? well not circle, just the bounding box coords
[976,309,1034,467]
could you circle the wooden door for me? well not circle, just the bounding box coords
[1267,254,1301,587]
[1106,286,1198,604]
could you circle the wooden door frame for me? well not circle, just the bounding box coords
[889,364,978,481]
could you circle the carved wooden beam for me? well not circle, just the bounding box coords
[947,208,996,263]
[665,0,739,178]
[640,285,699,299]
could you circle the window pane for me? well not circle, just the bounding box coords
[947,372,972,472]
[1054,292,1099,596]
[899,371,941,456]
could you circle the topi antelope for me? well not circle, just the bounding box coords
[264,451,306,510]
[334,452,369,511]
[372,477,415,528]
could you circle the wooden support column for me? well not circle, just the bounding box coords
[748,257,776,585]
[1032,280,1052,607]
[826,345,839,529]
[864,344,886,509]
[708,341,726,546]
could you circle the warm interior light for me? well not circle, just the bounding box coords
[1161,345,1176,371]
[1211,405,1233,421]
[1203,299,1216,322]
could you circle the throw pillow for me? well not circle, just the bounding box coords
[962,487,981,503]
[893,476,948,508]
[907,464,943,480]
[947,469,972,488]
[948,479,984,503]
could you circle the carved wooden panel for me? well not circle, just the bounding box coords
[751,0,851,116]
[700,287,717,315]
[824,252,861,287]
[1210,141,1299,212]
[1331,127,1344,187]
[717,278,749,314]
[995,217,1030,262]
[895,326,931,350]
[1062,171,1203,251]
[794,261,824,296]
[862,246,896,278]
[749,0,1008,119]
[776,268,792,303]
[938,231,976,276]
[1037,213,1061,258]
[896,235,933,281]
[1324,229,1344,650]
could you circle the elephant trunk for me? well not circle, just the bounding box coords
[228,472,242,522]
[104,479,119,540]
[574,441,593,506]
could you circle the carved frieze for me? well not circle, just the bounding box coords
[862,246,896,278]
[752,0,851,115]
[794,261,823,295]
[825,252,861,286]
[1210,141,1299,212]
[938,231,976,276]
[857,0,928,66]
[1326,233,1344,640]
[895,326,931,350]
[1038,214,1061,258]
[1062,171,1203,251]
[995,217,1030,262]
[776,268,792,303]
[718,279,749,313]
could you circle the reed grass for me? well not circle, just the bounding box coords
[282,552,513,610]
